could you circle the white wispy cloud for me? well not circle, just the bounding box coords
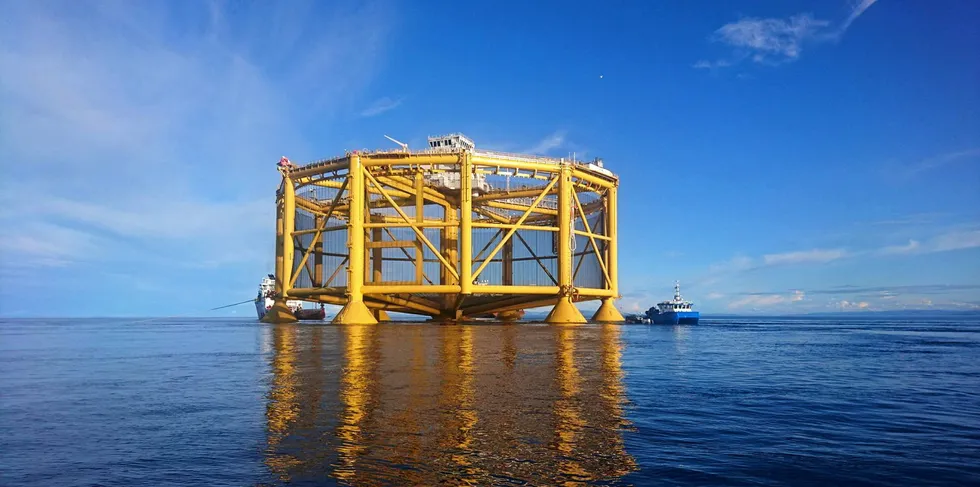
[867,213,947,226]
[763,248,849,266]
[717,14,830,64]
[27,195,270,241]
[525,131,567,155]
[930,229,980,252]
[0,222,100,268]
[708,227,979,280]
[695,0,882,69]
[876,230,980,255]
[839,0,880,34]
[836,299,871,310]
[728,294,788,309]
[360,96,403,117]
[727,289,806,309]
[903,148,980,177]
[708,248,847,274]
[877,239,921,255]
[717,284,980,314]
[692,59,734,70]
[0,1,391,310]
[709,255,754,273]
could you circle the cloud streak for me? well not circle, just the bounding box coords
[360,96,403,117]
[740,284,980,297]
[695,0,882,69]
[708,248,847,274]
[839,0,880,34]
[877,230,980,256]
[524,131,567,155]
[727,290,806,309]
[763,248,848,266]
[708,227,979,279]
[902,148,980,178]
[728,294,789,309]
[877,239,921,255]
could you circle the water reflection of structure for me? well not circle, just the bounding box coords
[263,324,637,485]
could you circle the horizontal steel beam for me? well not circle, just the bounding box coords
[365,240,415,249]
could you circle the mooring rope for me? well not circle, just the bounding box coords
[209,298,258,311]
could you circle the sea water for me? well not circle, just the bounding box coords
[1,317,978,486]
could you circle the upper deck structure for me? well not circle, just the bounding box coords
[265,133,624,324]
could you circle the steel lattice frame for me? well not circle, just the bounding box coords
[270,148,624,323]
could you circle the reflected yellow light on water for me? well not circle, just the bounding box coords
[263,324,637,485]
[451,326,478,468]
[264,324,301,480]
[335,324,376,483]
[554,325,588,484]
[602,323,639,475]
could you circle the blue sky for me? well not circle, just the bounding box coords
[1,0,978,317]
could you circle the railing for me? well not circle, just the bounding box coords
[496,196,558,210]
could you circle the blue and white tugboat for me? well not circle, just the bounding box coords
[645,281,699,324]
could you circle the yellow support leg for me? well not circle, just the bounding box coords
[333,153,378,325]
[545,296,586,324]
[591,298,625,322]
[546,164,587,324]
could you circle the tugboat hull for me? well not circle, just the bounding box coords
[649,311,699,325]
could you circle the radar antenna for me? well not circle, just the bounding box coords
[384,135,408,151]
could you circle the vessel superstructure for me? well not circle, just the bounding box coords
[255,275,325,321]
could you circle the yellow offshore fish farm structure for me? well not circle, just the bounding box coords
[264,133,623,324]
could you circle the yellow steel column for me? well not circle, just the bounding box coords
[609,185,619,297]
[546,164,586,323]
[370,218,391,324]
[440,204,458,313]
[263,176,298,323]
[333,154,378,325]
[592,185,624,322]
[282,178,296,295]
[460,152,473,295]
[274,193,284,294]
[414,171,424,285]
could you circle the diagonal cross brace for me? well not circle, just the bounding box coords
[515,231,558,285]
[362,167,460,281]
[289,178,349,288]
[571,189,611,286]
[383,226,435,285]
[471,176,559,281]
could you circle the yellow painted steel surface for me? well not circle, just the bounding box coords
[272,144,623,322]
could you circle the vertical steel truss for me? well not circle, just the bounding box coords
[272,150,622,323]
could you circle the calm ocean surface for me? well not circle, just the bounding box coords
[1,317,978,486]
